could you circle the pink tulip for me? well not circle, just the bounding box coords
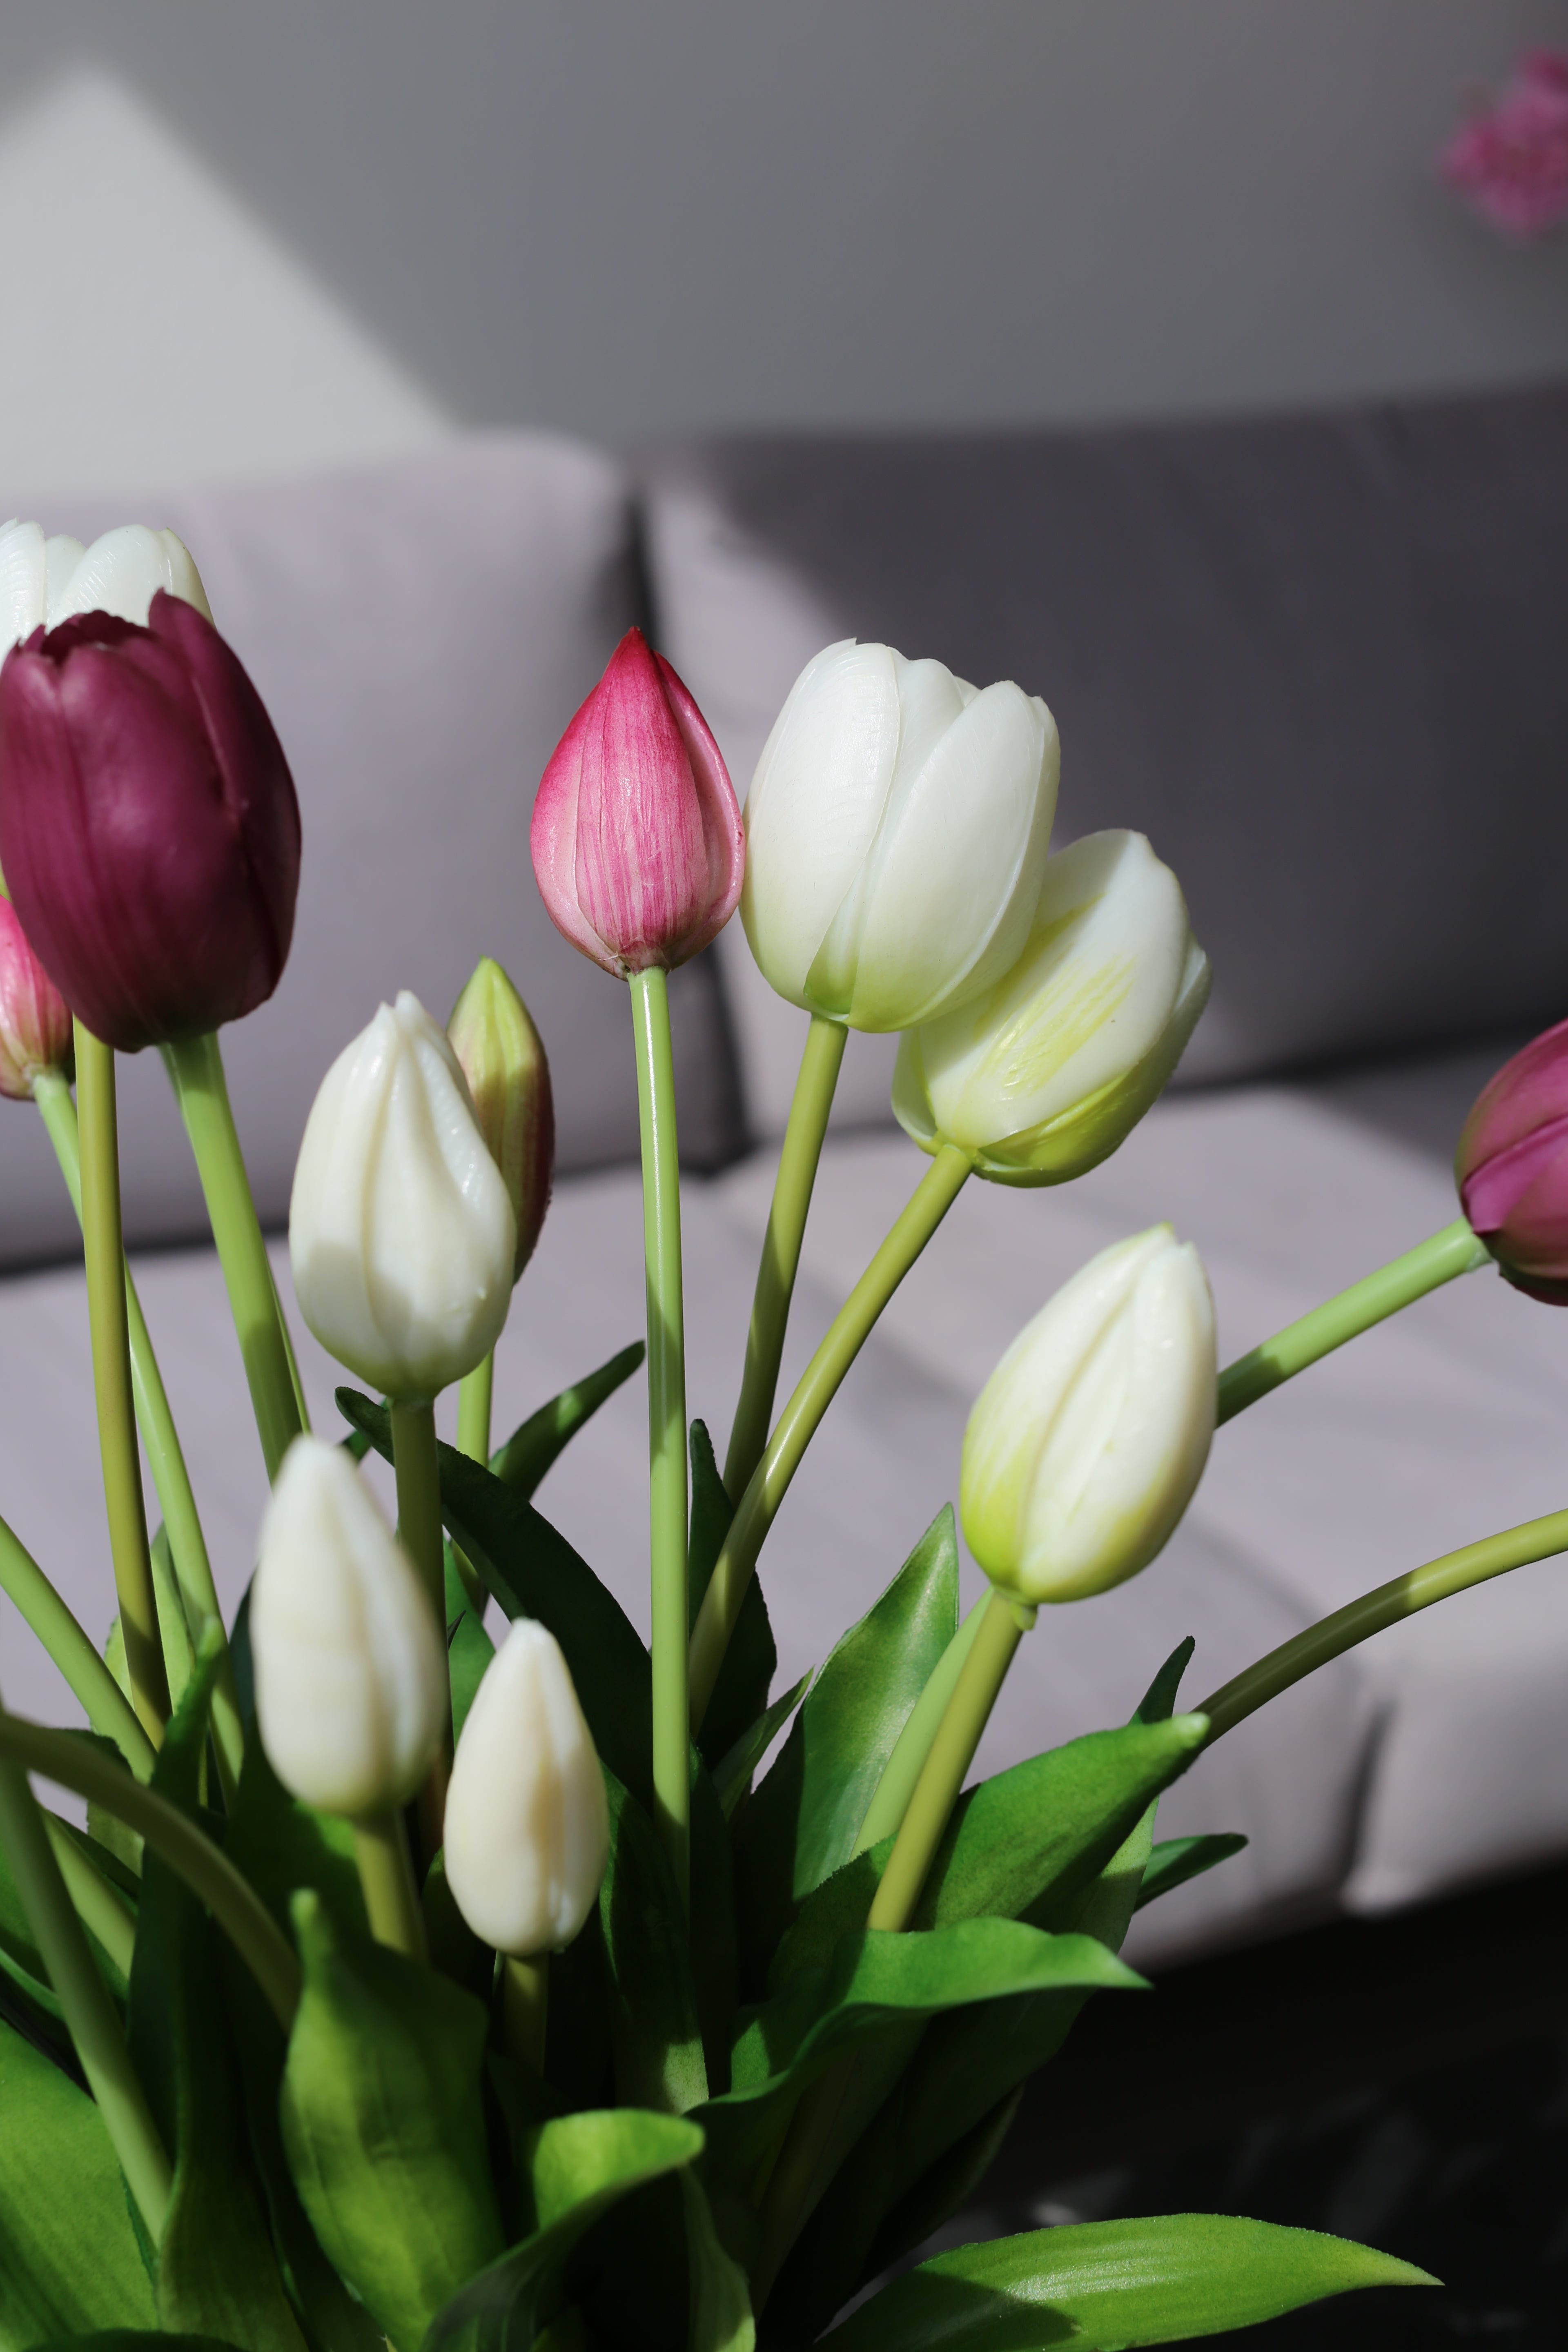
[1442,50,1568,240]
[1456,1018,1568,1303]
[0,592,300,1052]
[0,897,73,1099]
[531,628,744,978]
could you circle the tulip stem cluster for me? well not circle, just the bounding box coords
[0,1509,156,1777]
[724,1012,848,1496]
[352,1813,429,1962]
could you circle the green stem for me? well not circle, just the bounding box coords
[502,1953,549,2072]
[34,1072,242,1800]
[1218,1216,1488,1425]
[43,1817,138,1982]
[0,1510,157,1781]
[0,1729,170,2237]
[391,1400,446,1631]
[724,1014,847,1498]
[1198,1504,1568,1741]
[74,1024,168,1745]
[853,1592,989,1856]
[352,1813,428,1960]
[270,1258,312,1435]
[0,1707,301,2028]
[162,1031,302,1483]
[457,1354,494,1465]
[630,968,690,1911]
[690,1143,971,1733]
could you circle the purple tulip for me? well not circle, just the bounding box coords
[1456,1018,1568,1303]
[0,591,301,1051]
[0,896,73,1100]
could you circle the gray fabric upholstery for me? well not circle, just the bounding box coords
[0,433,746,1270]
[638,385,1568,1136]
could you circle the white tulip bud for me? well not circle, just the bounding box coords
[251,1437,447,1817]
[0,516,212,647]
[443,1620,610,1957]
[741,638,1059,1031]
[290,990,518,1401]
[894,830,1210,1187]
[961,1225,1216,1605]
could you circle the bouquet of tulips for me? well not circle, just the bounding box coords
[1,523,1566,2352]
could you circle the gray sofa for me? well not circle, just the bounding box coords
[2,383,1566,1970]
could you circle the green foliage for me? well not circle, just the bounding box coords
[1138,1833,1248,1911]
[450,1605,497,1746]
[490,1341,646,1498]
[689,1423,778,1768]
[598,1771,708,2115]
[711,1675,811,1825]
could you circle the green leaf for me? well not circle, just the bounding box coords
[1136,1832,1247,1911]
[220,1718,366,1942]
[450,1605,496,1748]
[0,1810,129,2027]
[492,1341,646,1497]
[865,2086,1025,2282]
[1133,1636,1195,1725]
[680,2168,755,2352]
[735,1508,958,1988]
[0,2016,158,2344]
[689,1423,777,1770]
[762,2078,905,2352]
[29,2337,237,2352]
[599,1769,708,2115]
[279,1890,503,2352]
[771,1715,1208,1991]
[423,1849,495,2002]
[690,1748,739,2096]
[823,2213,1436,2352]
[424,2107,704,2352]
[711,1674,811,1825]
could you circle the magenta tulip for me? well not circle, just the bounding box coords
[0,897,73,1099]
[1456,1018,1568,1303]
[0,592,300,1051]
[531,628,744,978]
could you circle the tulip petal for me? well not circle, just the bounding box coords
[46,522,211,630]
[0,520,48,650]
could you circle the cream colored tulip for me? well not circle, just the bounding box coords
[0,517,211,646]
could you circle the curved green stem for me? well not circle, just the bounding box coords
[73,1025,168,1744]
[43,1817,138,1982]
[162,1031,302,1483]
[458,1354,494,1466]
[690,1144,971,1733]
[853,1592,989,1857]
[34,1072,242,1799]
[1218,1216,1488,1426]
[0,1510,157,1781]
[631,968,689,1910]
[1198,1505,1568,1741]
[352,1813,428,1960]
[0,1708,301,2028]
[724,1014,847,1498]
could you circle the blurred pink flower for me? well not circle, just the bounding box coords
[1442,50,1568,239]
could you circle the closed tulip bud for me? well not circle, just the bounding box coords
[893,830,1209,1186]
[443,1619,610,1956]
[0,899,73,1099]
[291,991,517,1400]
[0,515,212,648]
[0,592,300,1051]
[447,957,554,1281]
[741,639,1059,1031]
[962,1225,1216,1606]
[251,1437,447,1817]
[532,627,744,979]
[1456,1017,1568,1303]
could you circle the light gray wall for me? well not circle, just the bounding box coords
[3,0,1567,452]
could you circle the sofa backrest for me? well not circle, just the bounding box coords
[0,433,744,1268]
[638,385,1568,1136]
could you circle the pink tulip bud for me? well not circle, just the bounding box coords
[531,628,744,978]
[0,594,300,1052]
[1456,1018,1568,1303]
[0,898,73,1099]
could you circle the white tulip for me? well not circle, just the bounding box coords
[290,991,517,1401]
[961,1226,1216,1606]
[443,1620,610,1956]
[251,1437,447,1817]
[893,831,1210,1186]
[0,516,212,646]
[740,638,1059,1031]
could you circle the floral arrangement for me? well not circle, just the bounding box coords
[1,523,1566,2351]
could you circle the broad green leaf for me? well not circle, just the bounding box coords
[1137,1833,1247,1911]
[711,1673,811,1824]
[221,1719,366,1941]
[771,1715,1208,1991]
[0,2016,158,2345]
[680,2168,755,2352]
[762,2078,905,2352]
[866,2086,1025,2283]
[424,2107,703,2352]
[28,2337,236,2352]
[599,1769,708,2115]
[492,1341,646,1497]
[735,1509,958,1986]
[689,1423,777,1769]
[824,2212,1436,2352]
[690,1747,739,2095]
[423,1850,495,2002]
[279,1890,503,2352]
[449,1606,496,1747]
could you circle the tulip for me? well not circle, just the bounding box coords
[447,957,554,1282]
[1456,1017,1568,1303]
[0,516,212,648]
[0,899,73,1100]
[250,1437,447,1817]
[893,830,1209,1185]
[443,1619,610,1956]
[740,639,1058,1032]
[531,627,744,978]
[290,991,517,1401]
[0,592,300,1052]
[961,1225,1216,1605]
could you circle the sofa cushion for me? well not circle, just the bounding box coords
[0,433,746,1269]
[638,386,1568,1136]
